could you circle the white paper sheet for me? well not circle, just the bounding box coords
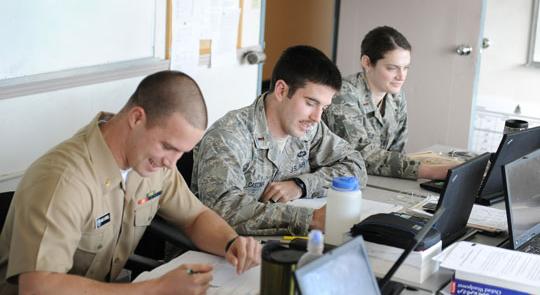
[134,251,260,294]
[408,195,508,232]
[239,0,261,47]
[210,7,240,67]
[170,0,200,75]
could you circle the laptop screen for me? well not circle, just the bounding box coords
[503,148,540,249]
[479,126,540,201]
[294,236,381,295]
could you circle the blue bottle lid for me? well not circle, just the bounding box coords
[331,176,359,191]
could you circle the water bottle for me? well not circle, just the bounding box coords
[296,230,324,268]
[325,176,362,245]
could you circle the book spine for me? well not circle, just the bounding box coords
[451,278,529,295]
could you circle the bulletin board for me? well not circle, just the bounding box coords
[165,0,246,59]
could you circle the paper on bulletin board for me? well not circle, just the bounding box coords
[210,5,240,67]
[170,0,200,75]
[240,0,261,47]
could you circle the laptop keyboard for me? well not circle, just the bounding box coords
[520,236,540,254]
[521,244,540,254]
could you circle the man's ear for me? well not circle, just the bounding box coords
[127,106,146,129]
[273,80,289,102]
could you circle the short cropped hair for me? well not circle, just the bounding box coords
[361,26,411,65]
[123,70,207,129]
[269,45,342,97]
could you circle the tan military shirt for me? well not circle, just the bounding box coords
[323,71,420,179]
[192,94,367,236]
[0,113,204,293]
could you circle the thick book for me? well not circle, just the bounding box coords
[439,242,540,294]
[451,277,528,295]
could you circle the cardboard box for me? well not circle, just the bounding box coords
[365,240,442,284]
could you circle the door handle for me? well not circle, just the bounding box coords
[456,45,473,56]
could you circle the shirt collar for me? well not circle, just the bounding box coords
[86,112,124,194]
[252,93,273,150]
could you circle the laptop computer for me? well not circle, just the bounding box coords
[403,153,490,247]
[477,126,540,205]
[294,208,446,295]
[429,152,490,246]
[502,148,540,254]
[419,126,540,206]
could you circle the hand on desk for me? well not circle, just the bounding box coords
[158,263,213,295]
[261,180,302,203]
[225,236,261,275]
[310,206,326,231]
[418,162,457,180]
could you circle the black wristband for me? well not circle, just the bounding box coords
[225,236,239,253]
[292,178,307,198]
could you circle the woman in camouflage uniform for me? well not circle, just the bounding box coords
[324,26,451,180]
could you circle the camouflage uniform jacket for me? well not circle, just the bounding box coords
[323,71,420,179]
[192,93,367,236]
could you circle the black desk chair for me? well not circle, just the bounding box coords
[0,191,14,231]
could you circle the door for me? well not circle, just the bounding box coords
[262,0,337,91]
[336,0,485,152]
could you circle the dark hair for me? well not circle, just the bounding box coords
[361,26,411,65]
[269,45,342,96]
[123,70,207,129]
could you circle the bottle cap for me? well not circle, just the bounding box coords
[307,229,324,253]
[331,176,359,191]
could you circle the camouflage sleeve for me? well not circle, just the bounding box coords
[386,93,420,179]
[324,91,419,179]
[295,122,368,196]
[193,129,313,236]
[388,92,409,152]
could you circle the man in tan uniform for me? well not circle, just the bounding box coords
[0,71,261,294]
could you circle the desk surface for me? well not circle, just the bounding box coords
[366,173,508,294]
[367,175,436,199]
[141,170,507,294]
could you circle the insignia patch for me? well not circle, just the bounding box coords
[96,213,111,228]
[137,190,162,205]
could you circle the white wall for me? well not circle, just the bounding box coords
[0,77,143,192]
[476,0,540,117]
[0,1,262,193]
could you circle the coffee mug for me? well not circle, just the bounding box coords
[260,241,304,295]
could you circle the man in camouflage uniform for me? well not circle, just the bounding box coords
[192,46,367,236]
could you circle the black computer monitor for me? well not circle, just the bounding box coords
[476,126,540,206]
